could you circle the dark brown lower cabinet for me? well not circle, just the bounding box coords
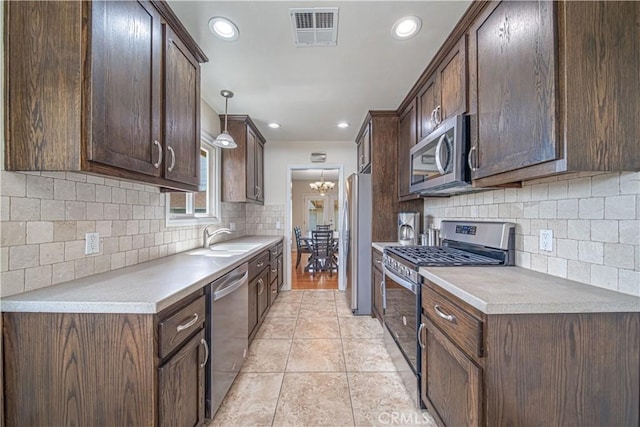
[421,281,640,426]
[159,330,206,427]
[2,290,207,426]
[423,319,482,427]
[371,249,384,322]
[257,269,269,322]
[248,277,259,340]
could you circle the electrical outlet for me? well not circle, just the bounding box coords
[539,229,553,252]
[229,222,236,231]
[85,232,100,255]
[276,221,282,230]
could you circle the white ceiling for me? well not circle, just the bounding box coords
[291,168,340,181]
[169,1,471,142]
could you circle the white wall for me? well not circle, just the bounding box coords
[264,141,357,205]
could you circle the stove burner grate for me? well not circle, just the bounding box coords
[387,246,502,266]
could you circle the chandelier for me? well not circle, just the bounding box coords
[309,170,335,196]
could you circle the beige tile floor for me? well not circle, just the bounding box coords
[208,290,436,427]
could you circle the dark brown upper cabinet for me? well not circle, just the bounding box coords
[221,115,266,204]
[418,36,468,141]
[357,122,372,173]
[468,0,640,186]
[163,25,201,187]
[4,1,207,192]
[397,100,421,201]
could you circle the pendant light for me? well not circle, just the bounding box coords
[214,90,237,149]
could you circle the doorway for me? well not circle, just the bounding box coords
[285,165,345,291]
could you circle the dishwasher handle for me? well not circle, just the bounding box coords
[213,270,249,301]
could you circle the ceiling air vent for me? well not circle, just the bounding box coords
[289,7,339,47]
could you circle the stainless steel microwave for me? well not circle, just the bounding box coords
[409,115,477,196]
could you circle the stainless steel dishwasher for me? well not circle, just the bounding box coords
[205,262,249,418]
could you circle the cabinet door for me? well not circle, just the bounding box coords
[164,25,200,186]
[256,140,264,203]
[439,35,467,121]
[277,254,284,290]
[158,329,206,427]
[418,76,438,140]
[90,1,162,176]
[424,320,482,427]
[257,270,269,322]
[372,264,384,323]
[248,278,259,339]
[397,100,418,200]
[246,126,257,201]
[362,124,371,172]
[470,0,558,179]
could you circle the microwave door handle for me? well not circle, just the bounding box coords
[434,134,447,176]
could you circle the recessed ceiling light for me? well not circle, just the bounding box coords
[392,16,422,40]
[337,122,350,129]
[268,123,280,129]
[208,17,239,41]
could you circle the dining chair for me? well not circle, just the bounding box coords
[294,226,312,269]
[311,230,335,277]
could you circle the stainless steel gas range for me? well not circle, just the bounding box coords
[382,220,515,407]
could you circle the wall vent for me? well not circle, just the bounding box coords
[310,152,327,163]
[289,7,339,47]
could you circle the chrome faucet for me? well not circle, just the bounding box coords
[203,225,233,248]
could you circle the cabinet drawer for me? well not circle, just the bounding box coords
[269,259,278,284]
[249,251,269,281]
[422,285,483,358]
[372,249,383,272]
[269,245,279,261]
[158,295,206,359]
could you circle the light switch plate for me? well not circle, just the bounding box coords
[276,221,282,230]
[229,222,236,231]
[85,232,100,255]
[539,229,553,252]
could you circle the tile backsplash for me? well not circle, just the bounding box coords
[0,171,248,297]
[423,172,640,296]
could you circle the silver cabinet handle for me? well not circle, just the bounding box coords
[167,146,176,172]
[430,109,436,128]
[271,267,277,273]
[380,280,385,309]
[153,140,163,169]
[257,262,264,268]
[435,105,442,125]
[434,304,456,323]
[417,323,426,349]
[176,313,198,332]
[255,186,262,199]
[375,259,381,264]
[258,278,264,295]
[200,338,209,368]
[359,154,364,169]
[468,146,477,172]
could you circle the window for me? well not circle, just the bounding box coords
[166,136,221,226]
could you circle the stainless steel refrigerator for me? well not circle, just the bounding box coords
[342,173,372,315]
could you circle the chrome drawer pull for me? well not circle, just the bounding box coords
[434,304,456,323]
[417,323,426,349]
[200,338,209,368]
[257,262,264,268]
[176,313,199,332]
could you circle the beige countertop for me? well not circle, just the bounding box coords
[1,236,282,314]
[420,266,640,314]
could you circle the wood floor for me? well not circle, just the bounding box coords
[290,251,338,290]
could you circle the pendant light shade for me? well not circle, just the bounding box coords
[214,90,237,149]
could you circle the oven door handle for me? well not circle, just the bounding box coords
[383,266,417,294]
